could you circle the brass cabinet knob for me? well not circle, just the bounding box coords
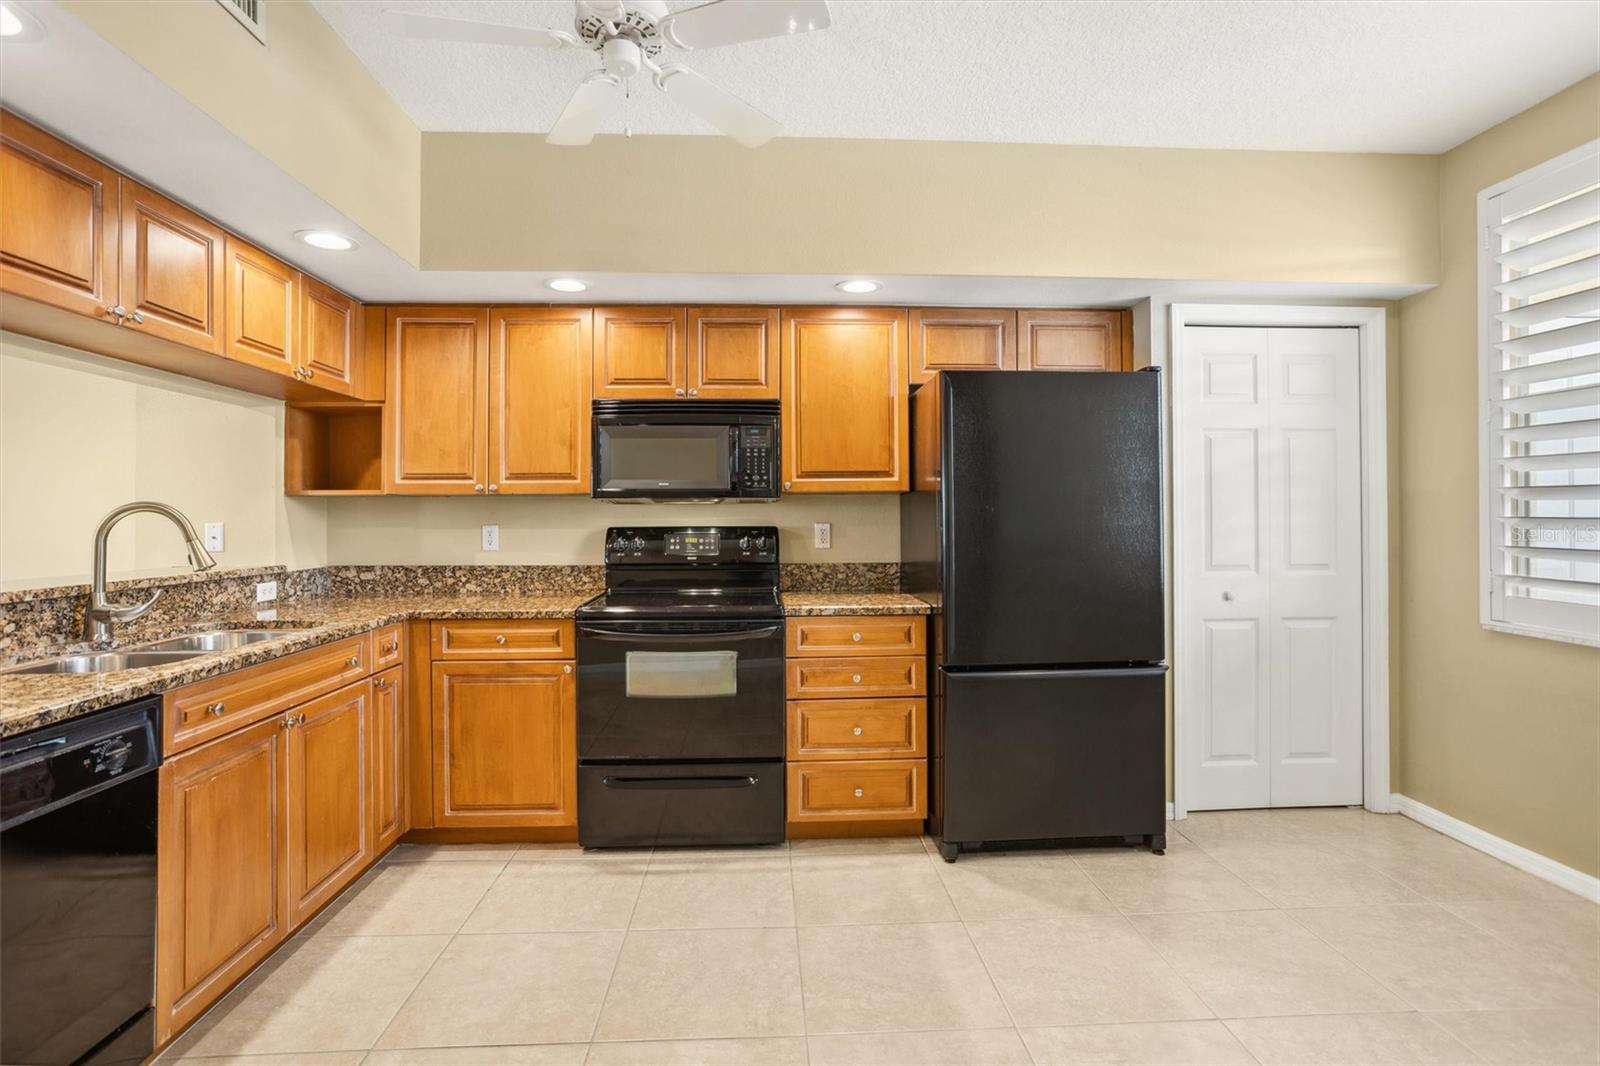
[488,484,498,493]
[495,634,507,645]
[563,664,572,674]
[347,655,360,667]
[854,788,865,798]
[127,310,145,324]
[381,641,398,655]
[374,677,389,689]
[675,388,685,396]
[206,701,225,716]
[474,484,485,494]
[851,674,862,683]
[852,725,863,736]
[688,388,698,396]
[852,632,862,642]
[106,304,126,319]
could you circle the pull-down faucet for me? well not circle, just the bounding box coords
[83,501,217,642]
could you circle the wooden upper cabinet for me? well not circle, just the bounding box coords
[781,307,909,493]
[284,680,371,927]
[430,660,577,828]
[299,274,359,393]
[0,112,119,319]
[909,308,1017,383]
[385,306,489,493]
[490,307,592,494]
[593,306,686,398]
[118,178,226,354]
[224,237,297,375]
[156,715,287,1042]
[687,306,779,399]
[1018,309,1131,372]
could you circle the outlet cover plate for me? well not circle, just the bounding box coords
[813,522,832,549]
[255,580,277,603]
[204,522,225,551]
[482,524,500,552]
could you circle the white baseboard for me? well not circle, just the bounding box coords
[1166,802,1176,821]
[1392,794,1600,903]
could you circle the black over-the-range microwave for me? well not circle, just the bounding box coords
[591,400,781,500]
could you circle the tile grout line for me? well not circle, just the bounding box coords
[789,844,815,1066]
[584,849,651,1050]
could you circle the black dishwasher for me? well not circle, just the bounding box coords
[2,697,160,1066]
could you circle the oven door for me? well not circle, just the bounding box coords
[577,619,784,760]
[593,423,737,498]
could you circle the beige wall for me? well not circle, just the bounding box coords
[1397,74,1600,877]
[61,0,422,265]
[0,333,327,589]
[324,496,899,567]
[422,133,1439,283]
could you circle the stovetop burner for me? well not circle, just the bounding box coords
[577,526,782,621]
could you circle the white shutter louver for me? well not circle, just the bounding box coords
[1480,140,1600,644]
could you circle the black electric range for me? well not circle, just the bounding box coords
[575,527,785,849]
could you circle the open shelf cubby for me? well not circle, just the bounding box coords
[285,404,384,495]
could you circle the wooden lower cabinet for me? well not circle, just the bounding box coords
[788,759,927,822]
[373,665,408,850]
[156,714,288,1042]
[285,680,373,927]
[431,660,577,827]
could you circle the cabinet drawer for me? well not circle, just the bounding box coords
[430,620,574,660]
[785,656,926,699]
[788,699,925,761]
[787,759,926,822]
[373,623,405,668]
[165,635,369,755]
[785,615,924,658]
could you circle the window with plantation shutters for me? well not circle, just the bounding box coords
[1479,140,1600,645]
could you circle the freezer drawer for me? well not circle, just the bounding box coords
[578,760,784,849]
[934,666,1166,848]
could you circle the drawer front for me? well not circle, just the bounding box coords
[373,623,405,668]
[165,635,369,754]
[787,759,926,822]
[785,656,926,699]
[786,615,925,658]
[430,620,574,660]
[788,699,926,761]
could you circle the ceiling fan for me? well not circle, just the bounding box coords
[385,0,832,148]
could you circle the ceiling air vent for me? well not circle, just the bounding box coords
[215,0,266,44]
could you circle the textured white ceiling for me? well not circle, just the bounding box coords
[312,0,1599,153]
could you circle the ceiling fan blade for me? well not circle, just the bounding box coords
[384,10,577,49]
[547,72,625,147]
[656,65,780,148]
[658,0,831,51]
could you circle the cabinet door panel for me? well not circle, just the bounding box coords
[373,666,407,850]
[224,237,297,375]
[687,307,779,398]
[490,307,592,493]
[0,113,119,318]
[909,308,1016,383]
[286,681,371,927]
[781,308,908,492]
[593,306,685,398]
[385,307,488,492]
[1018,309,1130,372]
[119,178,225,353]
[299,275,358,392]
[157,716,287,1041]
[432,661,576,827]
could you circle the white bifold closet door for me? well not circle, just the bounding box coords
[1180,326,1363,810]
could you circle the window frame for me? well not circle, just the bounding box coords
[1477,138,1600,647]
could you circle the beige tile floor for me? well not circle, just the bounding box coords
[159,809,1599,1066]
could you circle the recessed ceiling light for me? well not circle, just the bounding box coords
[295,229,357,251]
[0,3,45,40]
[835,279,881,294]
[546,278,588,293]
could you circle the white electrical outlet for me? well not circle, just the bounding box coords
[814,522,832,550]
[255,580,277,603]
[482,524,500,552]
[204,522,225,552]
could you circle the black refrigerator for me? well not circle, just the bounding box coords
[901,369,1167,862]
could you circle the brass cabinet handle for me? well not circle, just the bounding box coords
[206,701,225,716]
[495,635,507,645]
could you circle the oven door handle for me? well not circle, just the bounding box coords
[601,774,761,791]
[578,624,781,640]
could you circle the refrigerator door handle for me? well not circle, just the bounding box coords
[943,664,1168,680]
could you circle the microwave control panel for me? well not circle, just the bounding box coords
[737,424,776,496]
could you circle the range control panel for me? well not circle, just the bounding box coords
[603,526,779,565]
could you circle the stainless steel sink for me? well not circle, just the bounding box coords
[2,650,209,675]
[133,629,310,653]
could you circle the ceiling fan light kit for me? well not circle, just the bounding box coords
[389,0,832,148]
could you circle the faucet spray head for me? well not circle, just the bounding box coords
[186,538,218,571]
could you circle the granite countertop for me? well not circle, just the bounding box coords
[1,588,933,738]
[779,591,932,616]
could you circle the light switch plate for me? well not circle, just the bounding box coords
[482,524,500,552]
[255,580,277,603]
[204,522,225,552]
[814,522,832,549]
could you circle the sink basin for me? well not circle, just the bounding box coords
[134,629,311,653]
[2,650,208,675]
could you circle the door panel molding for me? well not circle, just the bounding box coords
[1169,305,1390,820]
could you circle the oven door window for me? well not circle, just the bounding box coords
[625,650,739,698]
[598,425,732,492]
